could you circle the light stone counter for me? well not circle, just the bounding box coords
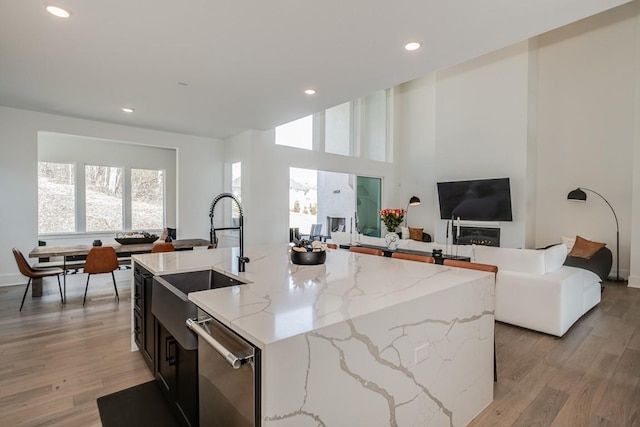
[133,244,495,426]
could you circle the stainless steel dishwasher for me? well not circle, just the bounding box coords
[187,309,260,427]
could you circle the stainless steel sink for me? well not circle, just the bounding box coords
[152,269,245,350]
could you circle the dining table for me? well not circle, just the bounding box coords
[28,238,210,301]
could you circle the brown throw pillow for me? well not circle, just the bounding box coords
[409,227,423,241]
[567,235,606,259]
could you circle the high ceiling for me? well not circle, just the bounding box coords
[0,0,631,139]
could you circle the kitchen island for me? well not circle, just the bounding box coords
[133,244,495,426]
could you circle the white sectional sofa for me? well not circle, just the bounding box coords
[332,232,601,337]
[473,244,601,337]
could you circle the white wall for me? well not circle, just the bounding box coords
[394,1,639,280]
[224,129,396,246]
[396,42,533,248]
[394,75,437,234]
[631,0,640,288]
[536,1,638,279]
[435,41,532,249]
[38,131,178,235]
[0,106,224,286]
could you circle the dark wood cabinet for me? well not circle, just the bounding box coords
[156,322,199,427]
[134,262,198,426]
[133,263,155,372]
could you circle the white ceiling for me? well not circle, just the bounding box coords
[0,0,631,140]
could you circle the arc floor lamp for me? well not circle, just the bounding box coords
[405,196,421,227]
[567,188,625,282]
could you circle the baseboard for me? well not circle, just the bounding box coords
[627,275,640,289]
[0,273,23,287]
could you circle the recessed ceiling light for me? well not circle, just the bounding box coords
[404,42,422,51]
[45,5,71,18]
[121,107,135,113]
[304,89,316,95]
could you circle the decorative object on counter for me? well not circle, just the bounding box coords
[290,239,326,265]
[404,195,421,226]
[567,187,625,282]
[115,231,159,245]
[380,208,405,251]
[384,231,399,250]
[379,208,406,233]
[92,239,102,246]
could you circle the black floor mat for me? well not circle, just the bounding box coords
[97,380,181,427]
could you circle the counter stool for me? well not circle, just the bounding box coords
[349,246,383,256]
[391,253,435,263]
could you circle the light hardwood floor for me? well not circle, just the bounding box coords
[471,281,640,427]
[1,273,639,426]
[0,269,152,427]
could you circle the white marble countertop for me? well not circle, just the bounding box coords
[133,244,492,348]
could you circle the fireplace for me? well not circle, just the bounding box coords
[326,216,346,237]
[454,226,500,247]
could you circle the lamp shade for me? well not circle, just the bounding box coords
[567,188,587,201]
[409,196,421,206]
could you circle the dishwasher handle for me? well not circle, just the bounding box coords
[186,318,250,369]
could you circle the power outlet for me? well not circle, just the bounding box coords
[415,343,430,364]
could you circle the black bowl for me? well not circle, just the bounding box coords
[290,250,326,265]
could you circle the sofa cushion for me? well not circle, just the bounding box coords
[568,236,606,259]
[409,227,423,241]
[474,245,545,275]
[544,243,568,273]
[474,244,567,275]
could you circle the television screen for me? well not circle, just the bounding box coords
[437,178,513,221]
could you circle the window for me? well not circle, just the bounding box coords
[231,162,241,221]
[132,168,165,230]
[38,162,76,233]
[85,165,123,232]
[360,90,388,162]
[289,168,318,233]
[275,115,313,150]
[274,89,390,161]
[325,102,351,156]
[38,132,176,236]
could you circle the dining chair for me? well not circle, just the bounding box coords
[442,259,499,381]
[391,253,435,263]
[349,246,383,256]
[301,224,323,241]
[151,243,175,253]
[83,247,119,305]
[13,248,64,311]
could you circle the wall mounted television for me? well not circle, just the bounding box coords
[437,178,513,221]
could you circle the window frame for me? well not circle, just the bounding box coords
[38,161,168,236]
[274,89,391,161]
